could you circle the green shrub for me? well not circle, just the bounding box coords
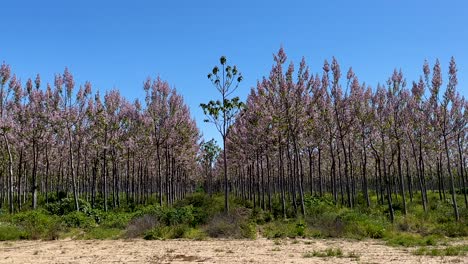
[184,228,207,240]
[12,210,62,240]
[144,225,170,240]
[240,222,257,239]
[46,198,91,215]
[100,212,132,229]
[62,211,96,228]
[341,211,387,239]
[204,208,253,239]
[385,233,439,247]
[0,224,27,240]
[433,222,468,237]
[414,245,468,256]
[125,214,158,238]
[261,220,306,238]
[304,248,343,258]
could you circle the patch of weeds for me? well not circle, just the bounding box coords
[414,245,468,256]
[385,233,439,247]
[304,248,344,258]
[183,228,207,240]
[0,225,27,241]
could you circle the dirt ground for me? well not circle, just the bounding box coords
[0,238,466,264]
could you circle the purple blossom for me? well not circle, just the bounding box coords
[448,56,457,88]
[54,74,63,92]
[26,78,33,94]
[0,62,11,85]
[347,67,354,80]
[274,47,287,64]
[432,59,442,89]
[331,57,341,82]
[423,60,430,76]
[84,81,92,96]
[323,60,330,73]
[35,74,41,89]
[63,67,75,97]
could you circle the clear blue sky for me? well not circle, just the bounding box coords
[2,0,467,145]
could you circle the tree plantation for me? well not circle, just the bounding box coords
[0,49,467,246]
[223,48,467,222]
[0,66,200,213]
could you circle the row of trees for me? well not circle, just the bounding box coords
[0,63,200,213]
[218,48,466,221]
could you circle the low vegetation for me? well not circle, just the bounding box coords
[0,191,466,249]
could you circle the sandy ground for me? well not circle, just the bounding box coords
[0,238,466,264]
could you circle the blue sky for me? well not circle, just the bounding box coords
[2,0,467,145]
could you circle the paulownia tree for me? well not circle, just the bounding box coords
[200,56,244,214]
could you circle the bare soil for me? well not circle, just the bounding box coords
[0,238,466,264]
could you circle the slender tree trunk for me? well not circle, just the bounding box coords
[443,133,460,221]
[396,141,406,214]
[32,140,38,209]
[3,134,14,214]
[223,135,229,214]
[68,128,80,212]
[457,135,468,208]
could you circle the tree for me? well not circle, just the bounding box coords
[200,139,221,195]
[200,56,244,214]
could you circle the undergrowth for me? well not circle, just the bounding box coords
[0,191,466,244]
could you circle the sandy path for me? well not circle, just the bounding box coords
[0,238,466,264]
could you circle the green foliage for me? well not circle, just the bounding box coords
[45,197,91,215]
[133,204,195,226]
[0,191,466,243]
[12,210,62,240]
[384,233,439,247]
[204,208,255,239]
[414,245,468,256]
[0,224,27,240]
[124,214,158,238]
[62,211,96,228]
[183,228,207,240]
[99,212,133,229]
[340,210,387,239]
[261,219,308,239]
[143,224,190,240]
[303,248,344,258]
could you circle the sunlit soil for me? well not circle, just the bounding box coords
[1,238,467,263]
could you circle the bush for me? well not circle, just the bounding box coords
[0,224,27,240]
[261,220,307,238]
[341,211,387,239]
[204,208,254,239]
[100,212,132,229]
[133,204,195,226]
[12,210,62,240]
[143,225,171,240]
[46,197,92,215]
[385,233,439,247]
[62,211,96,228]
[433,222,468,237]
[125,214,159,238]
[184,228,207,240]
